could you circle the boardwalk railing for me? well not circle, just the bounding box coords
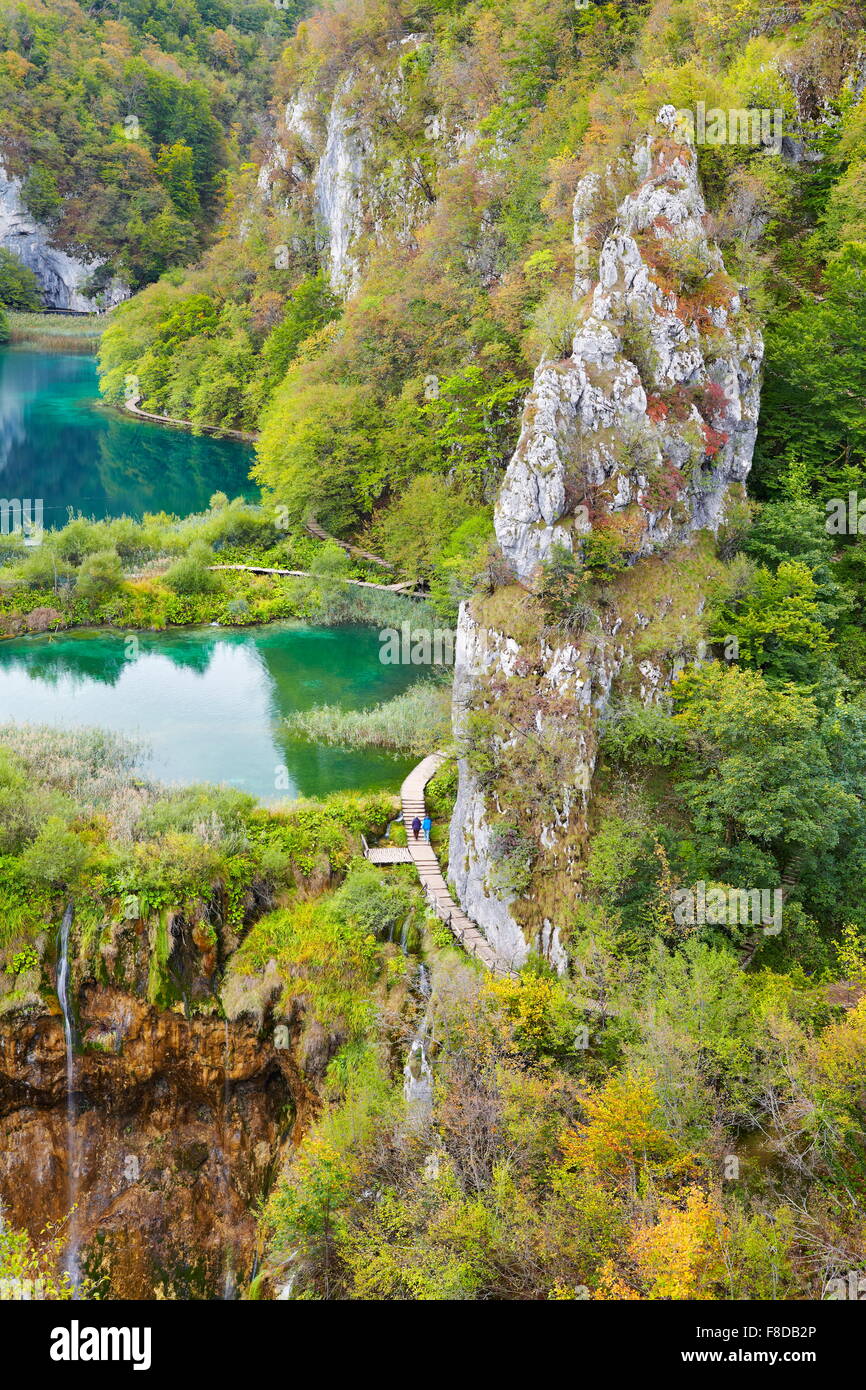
[362,832,412,865]
[207,563,423,596]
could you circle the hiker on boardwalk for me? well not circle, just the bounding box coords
[411,816,422,841]
[422,815,432,842]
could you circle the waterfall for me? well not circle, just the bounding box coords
[403,964,434,1116]
[403,1034,433,1111]
[57,901,80,1292]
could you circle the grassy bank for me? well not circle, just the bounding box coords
[7,311,104,354]
[0,497,435,637]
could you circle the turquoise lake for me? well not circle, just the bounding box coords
[0,348,254,522]
[0,623,415,801]
[0,350,415,802]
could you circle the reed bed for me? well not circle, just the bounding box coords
[285,680,452,755]
[8,312,103,354]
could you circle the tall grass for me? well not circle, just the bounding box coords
[285,680,452,755]
[8,312,103,354]
[319,583,437,630]
[0,723,152,835]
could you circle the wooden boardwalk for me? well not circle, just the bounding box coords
[122,393,258,442]
[361,836,412,865]
[396,753,504,974]
[305,516,394,570]
[208,563,422,595]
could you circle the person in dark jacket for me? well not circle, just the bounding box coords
[411,816,422,841]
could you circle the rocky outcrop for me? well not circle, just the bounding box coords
[448,108,763,970]
[259,82,370,294]
[495,106,762,585]
[448,611,543,974]
[258,45,473,296]
[0,162,128,312]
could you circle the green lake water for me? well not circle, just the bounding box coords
[0,348,254,521]
[0,349,415,801]
[0,623,416,801]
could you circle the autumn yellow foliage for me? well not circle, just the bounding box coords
[561,1071,700,1191]
[630,1186,728,1300]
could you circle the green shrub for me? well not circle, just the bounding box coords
[6,945,39,975]
[75,549,124,603]
[20,817,88,888]
[0,249,41,311]
[164,541,220,595]
[53,519,106,566]
[13,548,71,591]
[581,530,630,577]
[21,166,61,221]
[330,863,417,941]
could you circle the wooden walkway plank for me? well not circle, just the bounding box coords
[365,846,413,864]
[122,393,258,442]
[362,752,508,973]
[400,753,509,975]
[208,563,424,595]
[305,516,394,571]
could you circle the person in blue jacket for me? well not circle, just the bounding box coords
[422,815,432,842]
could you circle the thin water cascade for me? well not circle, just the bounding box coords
[56,901,80,1292]
[403,964,434,1117]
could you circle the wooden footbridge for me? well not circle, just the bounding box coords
[208,563,421,594]
[304,515,394,570]
[364,752,505,974]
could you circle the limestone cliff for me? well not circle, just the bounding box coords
[0,161,128,312]
[495,105,762,583]
[258,40,475,295]
[448,108,764,971]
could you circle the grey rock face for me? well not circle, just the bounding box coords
[312,80,371,295]
[450,109,764,971]
[0,162,128,311]
[494,106,763,586]
[259,82,394,295]
[448,598,612,975]
[259,58,478,298]
[448,607,536,974]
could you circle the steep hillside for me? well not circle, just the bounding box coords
[0,0,304,306]
[449,108,763,968]
[4,0,866,1306]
